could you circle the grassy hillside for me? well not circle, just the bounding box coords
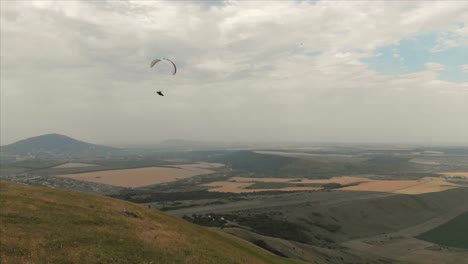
[0,182,302,264]
[417,210,468,249]
[172,187,468,250]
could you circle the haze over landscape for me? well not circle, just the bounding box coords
[1,1,468,264]
[1,0,467,145]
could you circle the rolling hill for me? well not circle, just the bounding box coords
[417,210,468,249]
[0,134,122,159]
[0,182,304,264]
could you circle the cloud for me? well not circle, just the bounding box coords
[1,0,468,145]
[425,62,445,71]
[431,21,468,52]
[462,64,468,73]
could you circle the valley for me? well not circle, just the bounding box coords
[2,134,468,263]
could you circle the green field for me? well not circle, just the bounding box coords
[417,211,468,249]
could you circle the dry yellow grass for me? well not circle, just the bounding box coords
[440,172,468,178]
[0,182,299,264]
[62,163,220,187]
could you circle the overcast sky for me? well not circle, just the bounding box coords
[1,0,467,146]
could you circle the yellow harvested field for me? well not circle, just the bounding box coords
[203,181,320,193]
[440,172,468,178]
[341,180,422,192]
[340,177,459,194]
[204,181,255,193]
[62,163,221,187]
[204,176,460,195]
[394,178,459,195]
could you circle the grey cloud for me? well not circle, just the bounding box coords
[1,0,467,145]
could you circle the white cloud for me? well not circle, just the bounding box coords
[463,64,468,73]
[1,0,468,145]
[425,62,445,71]
[431,13,468,52]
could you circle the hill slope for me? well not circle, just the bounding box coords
[417,210,468,249]
[0,134,120,158]
[0,182,301,264]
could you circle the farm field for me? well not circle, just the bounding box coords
[168,184,468,264]
[4,140,468,264]
[203,181,321,193]
[203,176,460,194]
[2,4,468,259]
[440,171,468,178]
[62,163,221,187]
[230,176,373,184]
[341,177,459,194]
[53,162,99,168]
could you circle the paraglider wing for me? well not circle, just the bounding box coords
[150,57,176,97]
[150,58,176,75]
[163,58,177,75]
[150,59,162,68]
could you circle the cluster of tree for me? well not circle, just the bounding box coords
[110,189,289,203]
[184,213,310,244]
[182,214,227,227]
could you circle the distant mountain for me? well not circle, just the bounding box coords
[0,133,122,158]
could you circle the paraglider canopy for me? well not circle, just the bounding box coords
[150,57,177,97]
[150,58,177,75]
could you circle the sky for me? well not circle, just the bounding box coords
[1,0,467,146]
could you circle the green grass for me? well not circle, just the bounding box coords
[0,182,302,264]
[417,211,468,249]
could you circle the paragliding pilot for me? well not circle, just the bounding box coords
[150,58,176,97]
